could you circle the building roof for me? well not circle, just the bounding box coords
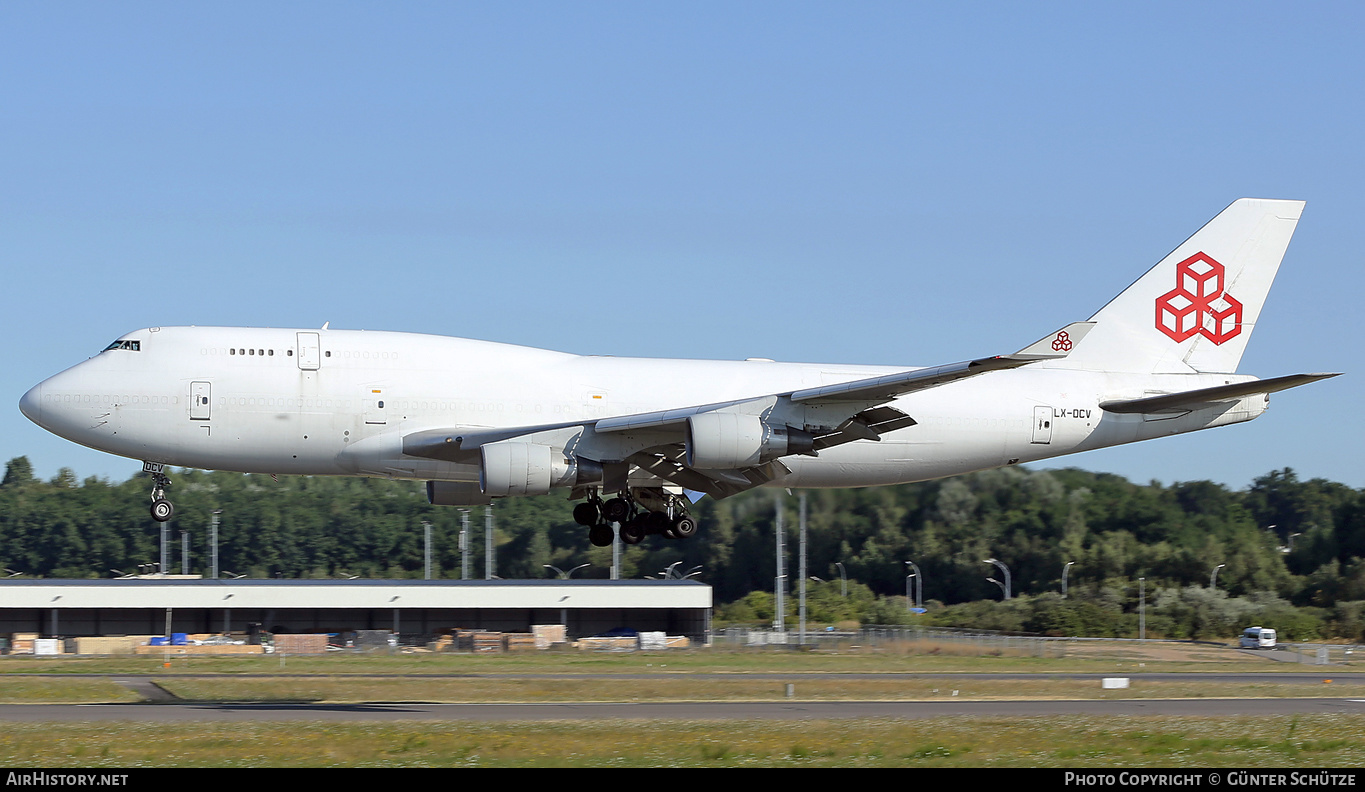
[0,579,711,610]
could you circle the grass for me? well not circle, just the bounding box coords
[0,639,1336,676]
[0,678,142,704]
[0,715,1363,767]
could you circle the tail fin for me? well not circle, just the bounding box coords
[1059,198,1305,374]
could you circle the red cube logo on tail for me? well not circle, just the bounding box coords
[1155,252,1242,345]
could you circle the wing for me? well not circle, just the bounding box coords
[403,323,1092,499]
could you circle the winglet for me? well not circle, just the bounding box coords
[1007,322,1095,360]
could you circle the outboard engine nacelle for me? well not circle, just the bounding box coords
[479,442,577,497]
[685,412,815,469]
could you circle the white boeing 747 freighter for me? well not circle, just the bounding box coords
[21,199,1337,546]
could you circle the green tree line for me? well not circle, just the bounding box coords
[2,457,1363,639]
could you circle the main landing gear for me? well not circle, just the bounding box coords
[573,489,697,548]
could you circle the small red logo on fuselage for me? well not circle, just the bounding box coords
[1155,252,1242,345]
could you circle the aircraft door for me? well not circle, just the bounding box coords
[190,381,212,420]
[363,388,387,425]
[297,332,321,370]
[1031,405,1053,444]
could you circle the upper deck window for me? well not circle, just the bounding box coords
[102,340,141,352]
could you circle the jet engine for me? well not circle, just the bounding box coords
[479,441,577,497]
[685,412,815,469]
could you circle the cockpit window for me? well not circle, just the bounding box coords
[103,340,141,352]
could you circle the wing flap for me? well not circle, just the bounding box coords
[812,405,918,451]
[628,451,790,499]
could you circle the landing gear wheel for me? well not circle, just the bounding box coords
[151,499,174,523]
[588,523,614,547]
[619,518,645,545]
[671,515,698,539]
[601,497,631,524]
[644,511,671,535]
[573,502,600,527]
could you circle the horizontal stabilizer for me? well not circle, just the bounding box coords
[1099,373,1339,414]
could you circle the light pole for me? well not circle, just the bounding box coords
[774,494,785,632]
[1210,564,1225,589]
[457,509,470,580]
[773,575,787,631]
[648,564,701,580]
[834,562,847,598]
[799,491,807,645]
[158,519,168,579]
[1062,561,1074,598]
[423,520,432,580]
[905,561,922,609]
[544,564,590,579]
[987,577,1008,600]
[984,558,1011,600]
[484,505,495,581]
[611,517,621,580]
[1139,577,1146,642]
[210,509,222,579]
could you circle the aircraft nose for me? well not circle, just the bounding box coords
[19,383,43,427]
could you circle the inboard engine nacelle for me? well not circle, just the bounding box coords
[479,441,580,497]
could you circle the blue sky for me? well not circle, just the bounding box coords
[2,2,1361,490]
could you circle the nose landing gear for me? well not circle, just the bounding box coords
[143,462,174,522]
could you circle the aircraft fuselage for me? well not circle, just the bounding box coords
[20,325,1266,489]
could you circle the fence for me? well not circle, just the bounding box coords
[711,626,1365,664]
[712,625,1066,657]
[1278,643,1365,665]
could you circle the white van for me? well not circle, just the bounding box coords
[1240,627,1277,649]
